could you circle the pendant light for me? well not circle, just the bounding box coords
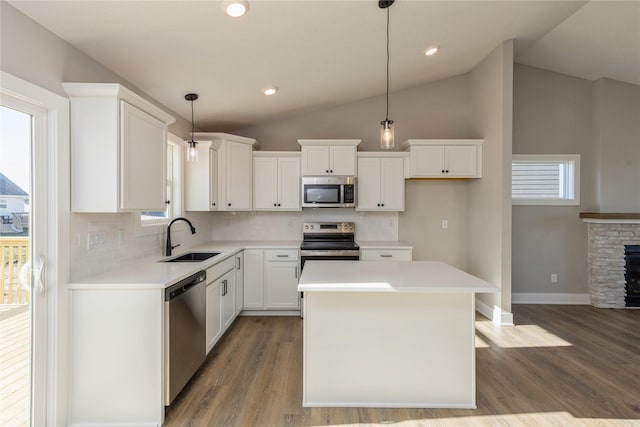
[379,0,394,149]
[185,93,199,162]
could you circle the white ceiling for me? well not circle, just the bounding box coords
[8,1,640,131]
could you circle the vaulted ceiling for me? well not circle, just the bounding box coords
[8,1,640,131]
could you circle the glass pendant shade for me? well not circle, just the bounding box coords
[380,119,394,149]
[185,93,199,163]
[186,140,198,162]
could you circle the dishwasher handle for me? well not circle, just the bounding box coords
[165,270,206,301]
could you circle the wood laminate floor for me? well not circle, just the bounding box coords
[164,305,640,427]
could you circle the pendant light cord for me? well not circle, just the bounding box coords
[191,99,195,136]
[385,6,390,121]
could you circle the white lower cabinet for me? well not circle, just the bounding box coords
[206,279,223,353]
[243,248,300,311]
[206,256,237,353]
[360,248,413,261]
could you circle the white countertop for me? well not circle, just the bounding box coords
[298,260,498,293]
[357,240,413,249]
[69,240,301,290]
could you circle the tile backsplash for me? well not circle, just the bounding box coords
[209,209,399,241]
[70,211,213,281]
[70,209,398,281]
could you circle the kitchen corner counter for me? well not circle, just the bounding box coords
[68,240,301,289]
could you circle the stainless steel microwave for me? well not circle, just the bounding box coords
[301,176,356,208]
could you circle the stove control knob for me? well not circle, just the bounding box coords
[310,225,314,230]
[304,225,308,230]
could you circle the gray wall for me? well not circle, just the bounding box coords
[237,74,473,151]
[593,78,640,212]
[512,64,594,296]
[512,65,640,297]
[467,41,514,318]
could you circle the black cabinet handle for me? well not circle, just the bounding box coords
[278,203,281,207]
[212,202,216,206]
[326,170,329,173]
[227,203,231,207]
[441,170,445,173]
[274,203,277,207]
[445,170,449,173]
[381,203,385,207]
[377,203,381,207]
[330,170,333,173]
[165,200,171,205]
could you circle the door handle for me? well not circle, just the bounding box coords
[294,266,298,279]
[236,257,241,269]
[36,254,46,296]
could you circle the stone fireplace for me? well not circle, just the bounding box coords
[581,213,640,308]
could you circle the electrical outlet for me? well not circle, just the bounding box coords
[86,231,106,250]
[551,274,558,284]
[442,220,449,229]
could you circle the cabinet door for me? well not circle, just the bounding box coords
[234,252,244,315]
[243,249,264,309]
[264,261,300,310]
[302,146,330,175]
[380,157,405,210]
[410,145,445,177]
[253,157,279,209]
[120,101,167,210]
[221,270,236,330]
[225,142,252,210]
[329,146,357,176]
[206,281,222,353]
[185,144,217,211]
[356,157,381,210]
[445,145,477,177]
[278,157,301,210]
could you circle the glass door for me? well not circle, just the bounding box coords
[0,96,48,426]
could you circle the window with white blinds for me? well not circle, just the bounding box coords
[512,154,580,205]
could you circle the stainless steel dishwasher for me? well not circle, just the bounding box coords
[164,270,207,405]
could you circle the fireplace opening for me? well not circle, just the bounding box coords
[625,245,640,307]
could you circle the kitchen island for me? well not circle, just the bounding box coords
[297,260,498,408]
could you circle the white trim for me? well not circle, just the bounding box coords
[1,70,71,427]
[239,310,300,316]
[512,293,591,305]
[475,299,514,326]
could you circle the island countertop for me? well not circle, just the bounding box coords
[298,260,498,293]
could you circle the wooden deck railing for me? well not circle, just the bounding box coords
[1,237,30,305]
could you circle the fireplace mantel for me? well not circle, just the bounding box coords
[580,212,640,224]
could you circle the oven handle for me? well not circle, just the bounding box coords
[300,250,360,257]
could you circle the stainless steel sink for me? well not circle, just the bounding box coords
[162,252,220,262]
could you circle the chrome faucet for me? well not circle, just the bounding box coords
[166,217,196,256]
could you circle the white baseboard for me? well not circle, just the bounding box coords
[512,293,590,305]
[475,299,513,326]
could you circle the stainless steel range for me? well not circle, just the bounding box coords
[300,222,360,268]
[299,222,360,317]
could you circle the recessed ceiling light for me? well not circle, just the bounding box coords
[263,87,278,96]
[424,45,440,56]
[222,0,249,17]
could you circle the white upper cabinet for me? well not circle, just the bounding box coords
[356,154,406,211]
[253,153,301,211]
[185,133,258,211]
[63,83,175,212]
[401,139,483,178]
[298,139,360,176]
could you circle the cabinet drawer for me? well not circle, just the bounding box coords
[264,249,299,262]
[360,249,412,261]
[206,256,236,284]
